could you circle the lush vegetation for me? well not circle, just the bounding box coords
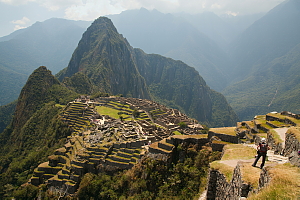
[0,102,71,198]
[62,72,95,94]
[0,66,78,198]
[76,145,221,200]
[0,100,16,133]
[134,49,238,127]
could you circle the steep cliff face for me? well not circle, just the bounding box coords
[58,17,150,99]
[58,17,238,126]
[134,49,212,123]
[134,49,238,126]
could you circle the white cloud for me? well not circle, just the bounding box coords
[1,0,286,22]
[13,24,27,30]
[11,16,30,24]
[11,16,30,31]
[225,11,239,16]
[0,0,35,5]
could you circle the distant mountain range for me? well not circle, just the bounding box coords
[224,0,300,120]
[0,18,91,105]
[0,0,299,122]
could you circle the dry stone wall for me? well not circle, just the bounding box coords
[282,130,300,167]
[206,163,270,200]
[208,131,241,144]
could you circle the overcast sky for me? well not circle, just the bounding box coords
[0,0,285,37]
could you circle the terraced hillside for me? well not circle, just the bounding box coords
[27,96,300,198]
[27,96,208,194]
[206,111,300,199]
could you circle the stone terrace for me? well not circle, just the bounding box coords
[29,96,247,195]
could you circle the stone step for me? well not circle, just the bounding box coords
[108,155,131,163]
[158,139,174,151]
[90,154,104,159]
[30,177,40,186]
[120,148,140,154]
[149,142,173,154]
[58,170,70,180]
[89,157,102,165]
[33,170,45,177]
[105,158,131,170]
[117,151,133,159]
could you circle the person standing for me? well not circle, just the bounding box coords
[252,138,270,169]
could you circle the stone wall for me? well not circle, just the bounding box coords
[266,114,296,126]
[208,131,240,144]
[171,137,209,148]
[207,164,242,200]
[206,164,269,200]
[282,130,300,166]
[283,131,300,156]
[267,133,283,155]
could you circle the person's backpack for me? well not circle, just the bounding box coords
[259,143,268,153]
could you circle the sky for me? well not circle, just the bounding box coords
[0,0,285,37]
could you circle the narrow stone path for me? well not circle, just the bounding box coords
[274,127,288,148]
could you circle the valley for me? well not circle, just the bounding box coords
[0,0,299,199]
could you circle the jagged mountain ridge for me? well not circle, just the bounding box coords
[58,17,151,100]
[58,17,238,127]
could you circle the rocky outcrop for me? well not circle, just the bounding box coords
[267,133,283,155]
[207,164,245,200]
[206,164,271,200]
[282,128,300,166]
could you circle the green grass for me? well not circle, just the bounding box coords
[55,104,65,108]
[210,127,236,136]
[269,129,283,143]
[221,144,256,160]
[247,163,300,200]
[210,161,234,182]
[96,106,133,120]
[173,131,182,135]
[287,127,300,141]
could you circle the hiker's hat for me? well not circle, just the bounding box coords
[261,138,266,142]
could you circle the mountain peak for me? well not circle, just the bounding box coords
[58,16,151,99]
[12,66,60,130]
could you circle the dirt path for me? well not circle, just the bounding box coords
[274,127,288,148]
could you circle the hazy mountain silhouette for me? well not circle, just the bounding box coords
[224,0,300,120]
[0,18,91,105]
[107,8,230,92]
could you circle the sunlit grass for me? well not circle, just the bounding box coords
[210,127,236,136]
[95,106,133,121]
[222,144,256,160]
[287,127,300,141]
[247,163,300,200]
[269,129,283,143]
[210,161,234,182]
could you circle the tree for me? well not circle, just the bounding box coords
[178,122,187,128]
